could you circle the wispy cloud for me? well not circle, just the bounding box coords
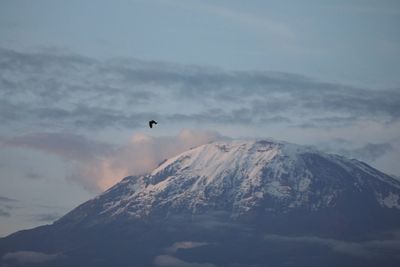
[165,241,209,254]
[1,46,400,187]
[32,212,61,223]
[155,240,214,267]
[1,132,113,161]
[339,143,394,161]
[154,254,215,267]
[317,141,395,162]
[0,196,18,218]
[0,209,10,217]
[0,196,18,203]
[24,171,43,180]
[1,47,399,132]
[1,129,223,192]
[2,251,61,264]
[69,129,223,191]
[264,234,400,259]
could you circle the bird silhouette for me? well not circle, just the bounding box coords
[149,120,157,128]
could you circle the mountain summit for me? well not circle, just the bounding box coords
[1,139,400,267]
[61,139,400,223]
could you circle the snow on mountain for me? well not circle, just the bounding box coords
[3,139,400,267]
[59,139,400,224]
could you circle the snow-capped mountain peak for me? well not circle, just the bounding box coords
[152,140,280,185]
[60,139,400,224]
[4,139,400,267]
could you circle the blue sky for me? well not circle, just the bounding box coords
[0,0,399,236]
[2,0,400,87]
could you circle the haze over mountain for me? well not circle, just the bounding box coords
[1,139,400,267]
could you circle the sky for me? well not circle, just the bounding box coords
[0,0,399,237]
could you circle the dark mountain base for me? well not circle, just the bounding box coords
[1,210,400,267]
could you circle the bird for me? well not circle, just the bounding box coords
[149,120,157,128]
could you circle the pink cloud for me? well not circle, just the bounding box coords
[1,129,223,192]
[69,129,223,192]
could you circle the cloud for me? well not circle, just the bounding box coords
[0,209,10,217]
[1,45,399,185]
[1,47,400,132]
[339,143,394,161]
[24,172,42,180]
[32,212,61,222]
[318,141,395,162]
[165,242,209,254]
[1,129,223,192]
[69,129,223,191]
[154,255,215,267]
[0,196,17,203]
[0,196,18,217]
[264,234,400,259]
[155,240,214,267]
[1,132,113,161]
[2,251,60,264]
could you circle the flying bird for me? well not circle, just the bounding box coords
[149,120,158,128]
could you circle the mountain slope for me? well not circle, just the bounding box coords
[1,139,400,267]
[60,139,400,223]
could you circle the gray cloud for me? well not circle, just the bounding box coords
[165,242,209,254]
[339,143,394,161]
[102,63,400,123]
[2,251,60,264]
[1,132,113,161]
[1,129,223,192]
[0,196,18,218]
[0,196,17,203]
[297,116,359,128]
[24,172,42,180]
[264,234,400,259]
[32,212,61,223]
[154,255,215,267]
[155,241,214,267]
[1,46,399,190]
[319,141,395,162]
[0,209,10,217]
[1,47,399,132]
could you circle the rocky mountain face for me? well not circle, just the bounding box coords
[1,140,400,267]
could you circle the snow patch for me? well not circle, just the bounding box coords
[298,177,311,192]
[76,139,400,220]
[266,181,292,198]
[376,192,400,209]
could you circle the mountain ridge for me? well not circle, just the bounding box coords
[1,138,400,267]
[57,139,400,225]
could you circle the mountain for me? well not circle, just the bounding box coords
[1,139,400,267]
